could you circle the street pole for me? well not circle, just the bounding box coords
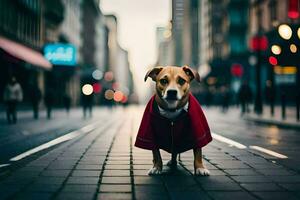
[254,8,263,115]
[254,49,263,114]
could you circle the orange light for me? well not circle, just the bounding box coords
[104,89,114,100]
[113,91,124,102]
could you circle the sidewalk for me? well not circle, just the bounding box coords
[0,107,299,200]
[243,106,300,130]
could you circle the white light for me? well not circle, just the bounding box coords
[211,132,247,149]
[271,45,281,55]
[278,24,292,40]
[92,69,103,80]
[82,84,93,95]
[298,28,300,39]
[249,146,288,159]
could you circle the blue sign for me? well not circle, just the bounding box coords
[44,43,76,66]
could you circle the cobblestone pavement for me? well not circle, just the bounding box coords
[0,107,300,200]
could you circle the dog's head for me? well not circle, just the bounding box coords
[144,65,200,110]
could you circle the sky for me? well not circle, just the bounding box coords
[100,0,171,102]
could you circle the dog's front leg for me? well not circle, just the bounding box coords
[193,148,210,176]
[148,149,163,175]
[166,153,177,168]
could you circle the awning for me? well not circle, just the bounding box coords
[0,36,52,70]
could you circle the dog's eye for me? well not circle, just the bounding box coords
[160,79,168,85]
[178,78,186,86]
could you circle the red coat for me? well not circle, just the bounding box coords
[135,93,212,153]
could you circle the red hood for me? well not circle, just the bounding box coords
[135,93,212,153]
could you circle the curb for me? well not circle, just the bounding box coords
[244,115,300,130]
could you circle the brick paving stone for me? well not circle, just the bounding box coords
[241,183,284,191]
[253,192,298,200]
[133,165,153,170]
[34,177,65,185]
[41,170,71,177]
[135,192,168,200]
[196,175,235,183]
[97,193,132,200]
[106,160,130,165]
[75,164,102,170]
[205,169,227,176]
[66,177,99,185]
[14,192,53,200]
[200,182,243,191]
[208,191,257,200]
[99,184,132,193]
[101,177,131,184]
[231,175,272,183]
[224,169,260,176]
[256,169,296,176]
[278,183,300,191]
[62,184,98,193]
[169,191,211,200]
[105,165,131,170]
[135,185,167,194]
[55,192,95,200]
[134,176,162,185]
[71,170,101,177]
[269,175,300,183]
[102,170,130,177]
[27,184,61,192]
[133,169,149,176]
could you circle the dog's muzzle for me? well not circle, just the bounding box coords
[166,90,178,101]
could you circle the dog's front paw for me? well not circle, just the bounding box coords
[148,167,162,175]
[195,168,210,176]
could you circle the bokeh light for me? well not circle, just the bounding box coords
[114,91,124,102]
[268,56,278,65]
[92,69,103,80]
[104,71,114,82]
[104,89,114,100]
[82,84,93,95]
[92,83,102,94]
[278,24,292,40]
[290,44,297,53]
[271,45,281,55]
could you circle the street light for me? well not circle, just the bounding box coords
[290,44,297,53]
[278,24,292,40]
[271,45,281,55]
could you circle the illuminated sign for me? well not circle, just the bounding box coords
[44,43,76,66]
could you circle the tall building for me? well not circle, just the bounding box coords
[171,0,199,69]
[156,25,173,66]
[104,15,134,101]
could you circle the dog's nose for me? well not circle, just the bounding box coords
[167,90,177,100]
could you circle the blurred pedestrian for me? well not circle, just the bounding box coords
[63,93,71,115]
[220,85,230,113]
[29,84,42,119]
[264,80,276,116]
[82,93,93,118]
[44,88,55,119]
[3,77,23,124]
[238,81,253,115]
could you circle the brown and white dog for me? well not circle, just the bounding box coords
[135,65,211,176]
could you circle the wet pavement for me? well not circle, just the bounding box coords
[0,106,300,200]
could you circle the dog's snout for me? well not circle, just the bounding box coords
[167,90,177,100]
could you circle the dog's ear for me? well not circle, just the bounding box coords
[182,65,200,83]
[144,67,163,82]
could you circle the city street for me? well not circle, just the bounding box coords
[0,106,300,200]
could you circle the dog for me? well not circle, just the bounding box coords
[135,65,212,176]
